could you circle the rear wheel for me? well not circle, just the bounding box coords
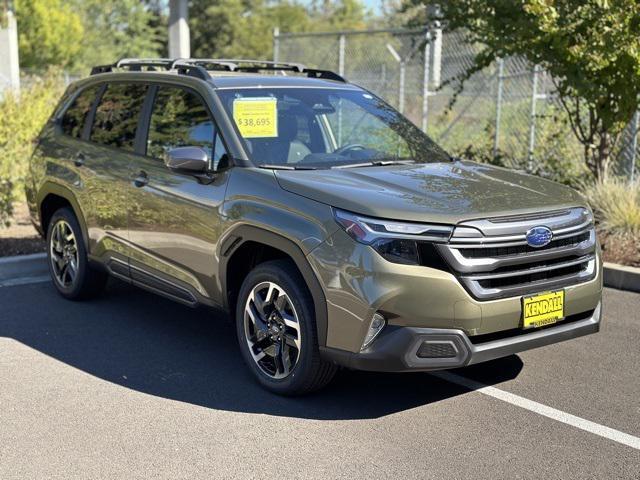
[236,260,336,395]
[47,207,107,300]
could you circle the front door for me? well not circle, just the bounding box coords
[127,84,231,304]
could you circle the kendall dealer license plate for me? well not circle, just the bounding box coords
[522,290,565,329]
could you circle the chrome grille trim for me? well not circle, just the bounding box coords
[438,207,597,300]
[459,258,596,300]
[451,207,592,239]
[437,229,596,273]
[461,254,595,281]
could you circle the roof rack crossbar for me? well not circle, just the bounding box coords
[115,58,175,69]
[171,62,214,81]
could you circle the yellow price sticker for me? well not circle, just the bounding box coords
[233,98,278,138]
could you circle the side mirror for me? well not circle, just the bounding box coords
[166,146,209,174]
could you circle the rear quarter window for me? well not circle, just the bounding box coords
[90,83,148,151]
[60,85,101,139]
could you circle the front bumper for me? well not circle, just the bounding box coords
[321,301,601,372]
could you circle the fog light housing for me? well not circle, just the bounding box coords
[361,313,386,350]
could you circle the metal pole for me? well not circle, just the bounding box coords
[528,64,540,171]
[493,58,505,158]
[338,34,346,77]
[168,0,190,58]
[272,27,279,62]
[0,8,20,94]
[422,31,431,133]
[398,61,406,114]
[431,23,442,89]
[630,110,639,184]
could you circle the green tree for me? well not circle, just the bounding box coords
[15,0,84,69]
[309,0,369,29]
[70,0,166,70]
[190,0,369,59]
[403,0,640,180]
[190,0,312,59]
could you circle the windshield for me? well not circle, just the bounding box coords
[217,87,451,169]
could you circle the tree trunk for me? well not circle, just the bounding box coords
[595,131,613,180]
[585,130,614,180]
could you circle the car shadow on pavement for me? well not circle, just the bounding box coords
[0,279,523,420]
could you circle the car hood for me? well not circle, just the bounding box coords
[275,161,586,224]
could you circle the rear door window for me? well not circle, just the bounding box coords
[60,85,101,139]
[146,86,215,161]
[90,83,148,151]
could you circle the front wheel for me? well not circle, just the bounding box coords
[236,260,336,395]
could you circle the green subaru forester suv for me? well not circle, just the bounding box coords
[26,59,602,395]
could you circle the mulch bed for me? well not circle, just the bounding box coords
[598,230,640,268]
[0,203,46,257]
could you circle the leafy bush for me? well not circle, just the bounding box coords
[0,72,64,226]
[0,179,12,227]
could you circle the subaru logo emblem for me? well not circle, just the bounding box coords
[526,226,553,248]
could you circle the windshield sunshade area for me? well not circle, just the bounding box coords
[217,87,451,169]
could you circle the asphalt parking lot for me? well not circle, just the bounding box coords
[0,258,639,479]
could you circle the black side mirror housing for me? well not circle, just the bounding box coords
[166,146,210,174]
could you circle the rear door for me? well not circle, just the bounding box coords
[29,84,102,226]
[127,84,231,304]
[81,82,149,272]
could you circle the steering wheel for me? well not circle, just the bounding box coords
[333,144,366,156]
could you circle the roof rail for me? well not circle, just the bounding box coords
[179,58,345,82]
[90,58,346,82]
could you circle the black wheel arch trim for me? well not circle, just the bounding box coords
[220,225,329,347]
[37,182,90,252]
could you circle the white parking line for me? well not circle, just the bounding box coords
[433,371,640,451]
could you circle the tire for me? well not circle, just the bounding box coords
[236,259,337,395]
[46,207,107,300]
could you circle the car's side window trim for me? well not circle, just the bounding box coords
[135,84,158,156]
[80,83,107,141]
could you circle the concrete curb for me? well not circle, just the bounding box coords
[0,252,49,287]
[603,262,640,293]
[0,252,46,264]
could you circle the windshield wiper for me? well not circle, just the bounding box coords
[332,159,416,169]
[258,164,317,170]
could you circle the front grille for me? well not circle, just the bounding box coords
[460,231,590,259]
[435,207,598,300]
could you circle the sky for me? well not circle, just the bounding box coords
[359,0,384,14]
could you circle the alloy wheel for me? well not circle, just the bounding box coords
[50,219,79,288]
[244,281,302,379]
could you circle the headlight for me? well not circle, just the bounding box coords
[333,208,453,265]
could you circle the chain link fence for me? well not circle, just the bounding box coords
[274,27,639,184]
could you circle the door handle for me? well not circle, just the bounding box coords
[133,171,149,188]
[74,153,85,167]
